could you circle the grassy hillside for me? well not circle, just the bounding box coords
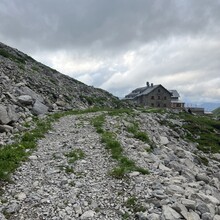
[213,107,220,118]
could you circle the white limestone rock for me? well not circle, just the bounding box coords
[80,210,96,219]
[162,205,182,219]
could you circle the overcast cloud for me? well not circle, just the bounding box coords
[0,0,220,104]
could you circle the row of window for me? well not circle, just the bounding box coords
[151,96,167,100]
[151,103,167,107]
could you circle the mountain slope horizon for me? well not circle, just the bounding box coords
[0,41,122,111]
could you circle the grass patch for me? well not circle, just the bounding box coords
[91,114,105,133]
[92,115,149,178]
[66,149,85,163]
[124,196,146,213]
[198,155,209,166]
[31,66,40,72]
[179,113,220,153]
[122,212,130,219]
[65,166,74,174]
[0,48,25,64]
[127,122,151,143]
[141,107,167,114]
[0,117,53,182]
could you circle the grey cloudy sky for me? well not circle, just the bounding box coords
[0,0,220,104]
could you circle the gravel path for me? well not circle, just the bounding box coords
[1,111,220,220]
[1,113,136,220]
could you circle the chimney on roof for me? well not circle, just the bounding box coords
[151,83,153,87]
[146,82,150,87]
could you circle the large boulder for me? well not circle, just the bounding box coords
[0,104,10,124]
[32,100,48,115]
[162,205,182,219]
[17,95,33,105]
[18,86,44,103]
[7,104,19,123]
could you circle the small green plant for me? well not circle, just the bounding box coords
[91,114,105,133]
[124,196,146,213]
[122,212,130,219]
[22,122,31,128]
[197,155,209,166]
[65,166,74,174]
[69,181,75,187]
[127,123,150,143]
[66,149,85,163]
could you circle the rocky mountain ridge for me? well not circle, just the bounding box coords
[0,42,122,136]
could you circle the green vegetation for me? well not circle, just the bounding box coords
[66,149,85,163]
[124,196,146,213]
[127,122,151,143]
[140,107,167,114]
[91,114,105,133]
[31,66,40,72]
[0,48,25,64]
[122,212,130,219]
[213,107,220,119]
[0,117,53,181]
[92,114,149,179]
[64,166,74,174]
[179,112,220,153]
[197,155,209,166]
[18,63,25,71]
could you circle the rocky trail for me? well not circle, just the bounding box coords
[1,111,220,220]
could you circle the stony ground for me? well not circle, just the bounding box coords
[1,111,220,220]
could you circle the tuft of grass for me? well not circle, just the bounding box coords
[91,114,105,133]
[179,113,220,153]
[127,123,151,143]
[124,196,146,213]
[197,155,209,166]
[92,115,149,178]
[65,166,74,174]
[122,212,130,219]
[66,149,85,163]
